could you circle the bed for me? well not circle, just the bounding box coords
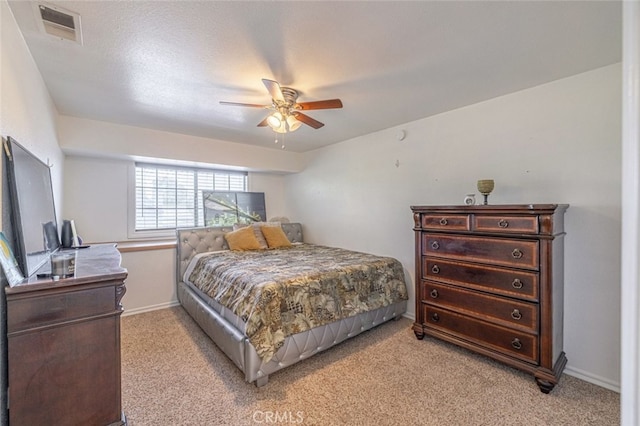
[176,223,408,386]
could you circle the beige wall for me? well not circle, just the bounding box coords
[0,1,63,222]
[119,248,177,315]
[1,2,64,423]
[58,115,304,174]
[285,64,622,391]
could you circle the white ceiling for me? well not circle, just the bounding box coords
[8,1,622,153]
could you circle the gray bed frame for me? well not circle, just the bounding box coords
[176,223,407,386]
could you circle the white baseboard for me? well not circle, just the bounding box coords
[564,365,620,393]
[122,300,180,317]
[402,312,415,321]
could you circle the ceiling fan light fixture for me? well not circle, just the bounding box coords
[286,115,302,132]
[267,112,283,129]
[274,121,287,133]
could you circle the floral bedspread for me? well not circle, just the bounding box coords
[186,244,408,362]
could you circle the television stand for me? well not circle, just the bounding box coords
[5,244,128,425]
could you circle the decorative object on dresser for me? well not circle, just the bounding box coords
[410,204,568,393]
[5,244,128,425]
[476,179,495,205]
[463,194,476,206]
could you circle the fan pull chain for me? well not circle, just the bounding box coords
[274,133,285,149]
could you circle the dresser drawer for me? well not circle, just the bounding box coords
[421,214,470,231]
[423,233,539,270]
[424,306,538,364]
[423,281,538,332]
[473,215,539,234]
[423,257,539,301]
[7,286,117,334]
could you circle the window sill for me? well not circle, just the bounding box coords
[113,239,177,253]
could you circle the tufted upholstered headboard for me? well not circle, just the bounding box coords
[176,223,303,283]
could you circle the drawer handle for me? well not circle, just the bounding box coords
[498,219,509,228]
[511,278,523,289]
[439,218,448,226]
[511,248,523,259]
[431,265,440,274]
[431,313,440,322]
[431,241,440,250]
[430,289,439,298]
[511,309,522,320]
[511,338,522,350]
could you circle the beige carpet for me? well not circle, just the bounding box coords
[121,307,619,425]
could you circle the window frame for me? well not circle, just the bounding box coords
[127,162,248,239]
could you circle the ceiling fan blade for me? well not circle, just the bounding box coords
[262,79,285,102]
[293,112,324,129]
[220,101,269,108]
[257,116,269,127]
[295,99,343,110]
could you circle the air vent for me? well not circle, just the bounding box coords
[40,5,75,29]
[33,3,83,45]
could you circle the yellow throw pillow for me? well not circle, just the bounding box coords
[224,226,262,250]
[233,222,280,249]
[260,225,292,249]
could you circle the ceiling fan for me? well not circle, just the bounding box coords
[220,79,343,133]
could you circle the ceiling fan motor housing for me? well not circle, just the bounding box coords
[278,87,299,108]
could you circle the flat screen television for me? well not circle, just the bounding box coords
[4,136,60,277]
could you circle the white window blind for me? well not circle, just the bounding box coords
[134,163,247,231]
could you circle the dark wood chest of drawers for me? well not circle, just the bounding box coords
[411,204,568,393]
[5,244,127,425]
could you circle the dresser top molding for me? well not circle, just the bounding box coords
[410,204,569,213]
[410,204,569,237]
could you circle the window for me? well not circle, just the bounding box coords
[134,163,247,234]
